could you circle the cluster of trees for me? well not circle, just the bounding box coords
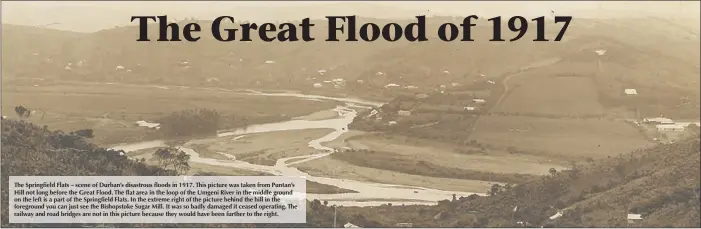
[157,108,221,138]
[153,147,191,175]
[13,106,32,120]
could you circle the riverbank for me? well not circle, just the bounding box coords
[111,92,484,206]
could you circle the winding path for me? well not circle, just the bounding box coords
[110,91,479,207]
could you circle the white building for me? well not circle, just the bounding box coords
[464,106,476,111]
[344,223,360,228]
[398,110,411,116]
[473,99,486,104]
[656,124,686,132]
[385,84,400,88]
[313,83,323,88]
[627,214,642,224]
[624,89,638,95]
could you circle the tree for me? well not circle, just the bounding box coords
[153,147,191,175]
[488,184,502,196]
[549,168,558,177]
[72,129,94,138]
[14,106,31,120]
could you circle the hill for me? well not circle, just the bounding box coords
[1,24,84,79]
[5,16,697,117]
[337,135,700,228]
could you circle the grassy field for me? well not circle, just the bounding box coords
[295,156,493,193]
[494,75,606,116]
[469,116,653,160]
[294,131,567,193]
[330,149,540,184]
[344,133,565,176]
[185,129,334,166]
[2,81,337,145]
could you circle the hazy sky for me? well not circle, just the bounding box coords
[2,1,699,32]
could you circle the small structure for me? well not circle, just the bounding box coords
[549,211,563,220]
[396,223,413,228]
[313,83,323,88]
[115,65,125,70]
[344,222,360,228]
[264,60,275,64]
[627,214,642,224]
[656,124,686,132]
[398,110,412,116]
[473,99,486,104]
[385,83,401,88]
[595,49,607,56]
[643,117,674,124]
[624,89,638,95]
[135,120,160,129]
[388,121,397,126]
[464,106,476,111]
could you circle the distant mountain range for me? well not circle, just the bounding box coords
[2,9,699,119]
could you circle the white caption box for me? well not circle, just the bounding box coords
[9,176,306,224]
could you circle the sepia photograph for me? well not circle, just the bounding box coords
[1,1,700,228]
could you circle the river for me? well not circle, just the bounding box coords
[110,90,479,207]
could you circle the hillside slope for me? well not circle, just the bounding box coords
[1,24,84,79]
[3,17,699,114]
[0,120,336,228]
[345,135,700,228]
[4,18,697,89]
[464,136,700,227]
